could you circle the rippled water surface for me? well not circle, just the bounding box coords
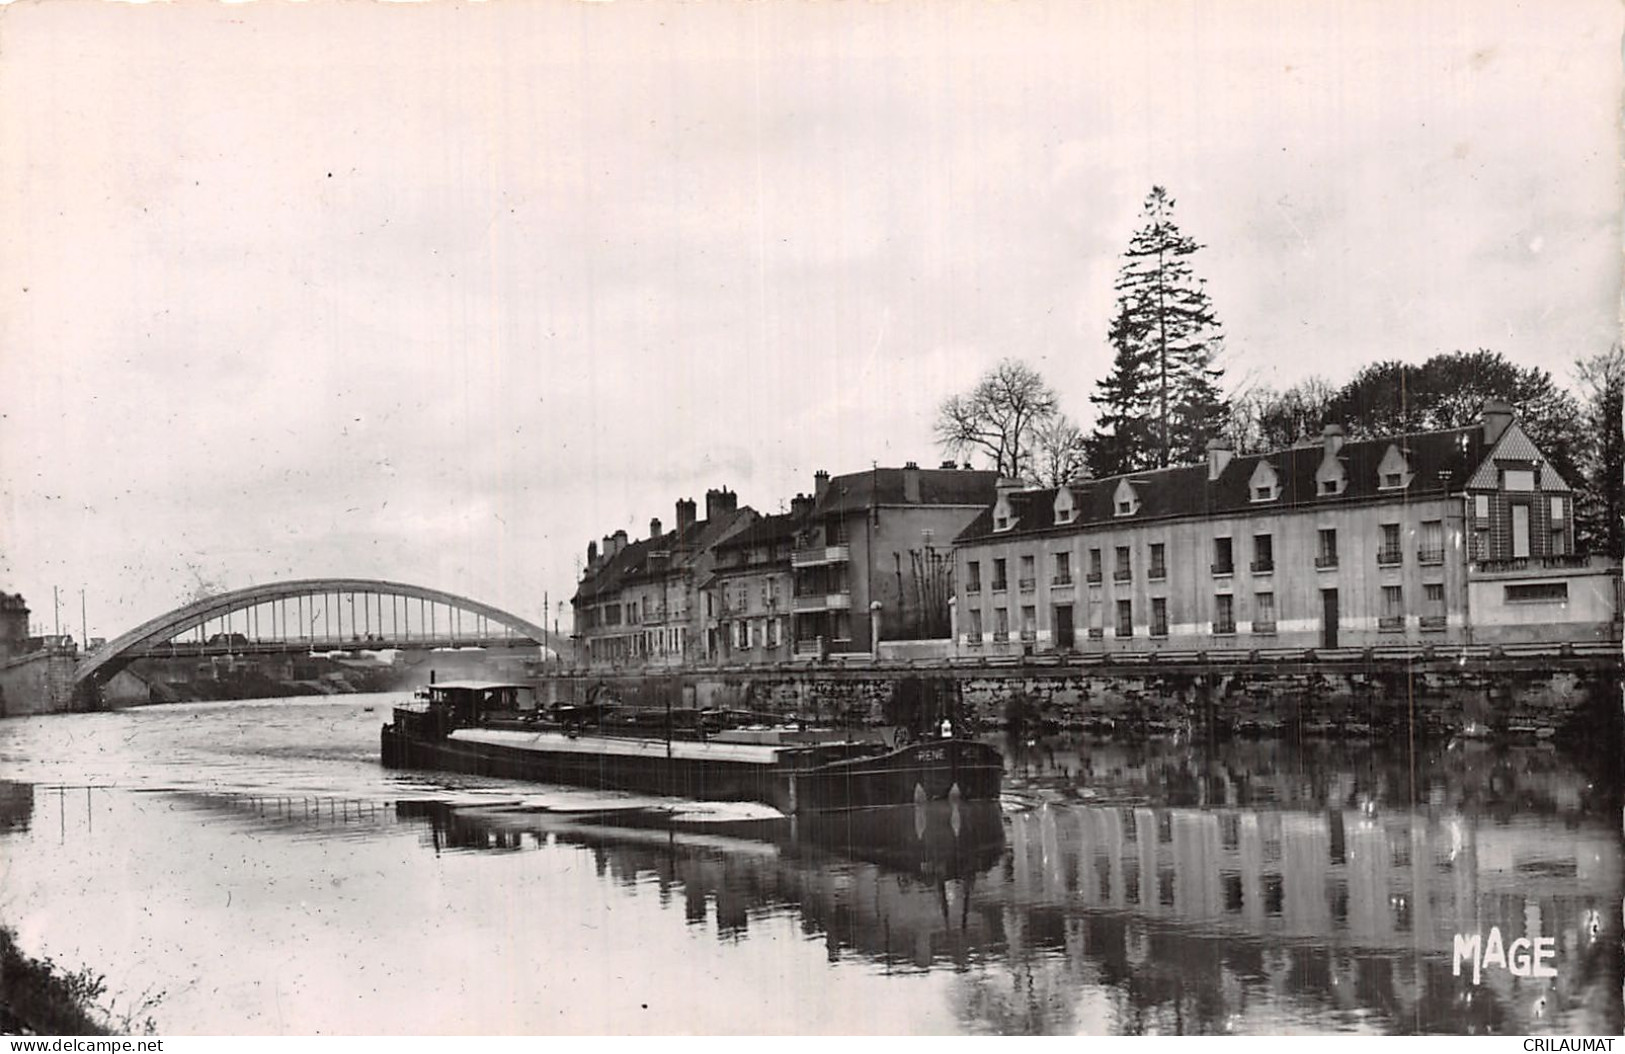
[0,694,1618,1034]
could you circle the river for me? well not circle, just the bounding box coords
[0,693,1617,1035]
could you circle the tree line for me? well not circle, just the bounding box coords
[935,187,1623,557]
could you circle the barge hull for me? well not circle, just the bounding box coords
[381,725,1002,815]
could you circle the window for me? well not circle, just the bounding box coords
[1506,583,1568,603]
[1512,505,1530,559]
[1421,584,1446,630]
[735,620,749,649]
[1088,548,1103,583]
[1321,479,1338,495]
[993,607,1009,642]
[1214,594,1235,634]
[1252,534,1273,573]
[1149,542,1167,580]
[1503,469,1535,492]
[1019,554,1036,592]
[1212,537,1234,575]
[1318,528,1338,568]
[1117,499,1133,516]
[1053,551,1072,586]
[1253,591,1276,633]
[1419,520,1444,564]
[1254,485,1273,501]
[1382,472,1403,488]
[1020,605,1037,641]
[1116,599,1133,637]
[1380,585,1404,630]
[1151,597,1168,637]
[1114,546,1132,582]
[1475,494,1491,520]
[994,513,1010,531]
[766,617,780,648]
[967,608,983,642]
[1378,523,1402,565]
[1550,496,1565,522]
[992,558,1008,592]
[966,561,982,593]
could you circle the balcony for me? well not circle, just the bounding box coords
[1018,577,1036,593]
[991,580,1009,594]
[1086,571,1103,585]
[791,590,851,613]
[1213,620,1236,636]
[962,633,982,647]
[1211,562,1234,577]
[1377,548,1403,567]
[1315,553,1339,569]
[1473,553,1595,574]
[1150,623,1169,639]
[1378,615,1406,631]
[1250,559,1273,574]
[1148,566,1167,582]
[1052,574,1073,587]
[1419,614,1447,631]
[791,544,851,568]
[1417,547,1445,566]
[992,631,1010,643]
[1113,569,1133,583]
[966,582,981,595]
[1251,620,1277,634]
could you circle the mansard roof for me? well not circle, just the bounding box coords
[812,467,1001,517]
[713,511,801,551]
[955,425,1489,544]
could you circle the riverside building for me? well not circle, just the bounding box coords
[951,402,1619,656]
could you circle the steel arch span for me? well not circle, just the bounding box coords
[76,577,571,686]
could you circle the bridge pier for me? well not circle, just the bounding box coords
[0,642,84,717]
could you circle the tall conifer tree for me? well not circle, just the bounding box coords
[1088,187,1228,474]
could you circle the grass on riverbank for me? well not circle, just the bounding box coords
[0,925,162,1036]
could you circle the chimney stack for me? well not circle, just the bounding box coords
[1322,423,1345,459]
[650,517,662,540]
[1482,400,1514,446]
[814,470,830,501]
[675,498,697,534]
[902,461,921,503]
[587,540,599,566]
[705,487,737,522]
[790,493,815,520]
[1206,438,1234,482]
[612,529,628,555]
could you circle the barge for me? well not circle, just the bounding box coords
[380,681,1003,815]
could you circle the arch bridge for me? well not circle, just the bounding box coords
[76,578,572,689]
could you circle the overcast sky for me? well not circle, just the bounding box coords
[1,0,1619,640]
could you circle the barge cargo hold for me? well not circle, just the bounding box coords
[379,681,1003,815]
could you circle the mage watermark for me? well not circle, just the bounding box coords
[1452,926,1557,985]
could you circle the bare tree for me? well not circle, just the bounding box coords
[1031,414,1089,486]
[935,359,1060,479]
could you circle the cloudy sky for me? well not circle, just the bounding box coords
[1,0,1619,640]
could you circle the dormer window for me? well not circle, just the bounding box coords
[1113,479,1140,517]
[1320,479,1338,495]
[1249,461,1280,503]
[1053,487,1077,525]
[1377,445,1414,490]
[992,494,1015,532]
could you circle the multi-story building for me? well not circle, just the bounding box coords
[792,462,1001,659]
[952,403,1618,656]
[699,500,812,665]
[571,489,756,668]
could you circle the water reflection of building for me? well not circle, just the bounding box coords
[391,758,1619,1036]
[0,780,34,833]
[989,801,1620,1034]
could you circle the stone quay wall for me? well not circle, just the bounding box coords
[537,651,1622,745]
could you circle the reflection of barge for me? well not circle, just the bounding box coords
[380,681,1003,815]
